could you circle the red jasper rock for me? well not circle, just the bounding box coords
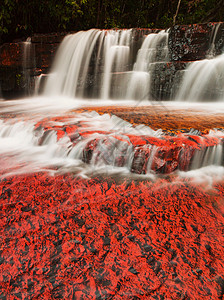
[0,172,224,299]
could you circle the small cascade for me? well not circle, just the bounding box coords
[0,103,223,177]
[23,37,35,95]
[44,30,102,98]
[134,30,169,71]
[101,29,132,100]
[175,54,224,101]
[126,71,150,101]
[190,142,223,170]
[40,123,224,175]
[175,23,224,102]
[43,29,169,100]
[127,30,169,100]
[43,29,132,99]
[207,23,221,58]
[34,74,48,95]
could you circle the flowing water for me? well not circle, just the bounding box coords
[2,27,224,300]
[43,29,169,100]
[0,28,224,178]
[0,96,224,180]
[175,54,224,101]
[175,23,224,102]
[23,37,35,95]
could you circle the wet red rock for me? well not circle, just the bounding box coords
[0,43,23,67]
[0,172,224,299]
[75,105,224,132]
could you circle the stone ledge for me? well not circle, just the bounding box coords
[74,105,224,132]
[169,22,224,61]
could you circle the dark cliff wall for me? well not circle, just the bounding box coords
[0,33,66,99]
[0,23,224,100]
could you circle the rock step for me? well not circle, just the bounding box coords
[35,113,224,175]
[75,105,224,131]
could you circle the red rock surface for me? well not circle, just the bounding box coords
[0,172,224,299]
[76,105,224,132]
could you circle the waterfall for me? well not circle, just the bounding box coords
[43,29,169,100]
[23,37,35,95]
[175,54,224,101]
[34,74,48,95]
[207,22,221,59]
[2,25,224,177]
[175,23,224,102]
[100,30,132,99]
[127,30,169,100]
[44,30,102,97]
[190,142,223,170]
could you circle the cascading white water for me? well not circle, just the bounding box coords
[34,74,48,95]
[101,30,132,99]
[0,100,162,177]
[23,37,34,95]
[207,23,221,59]
[0,100,223,178]
[175,23,224,102]
[134,30,169,71]
[44,30,102,97]
[175,54,224,101]
[43,28,169,100]
[190,142,223,170]
[2,26,224,178]
[127,30,169,100]
[43,29,133,99]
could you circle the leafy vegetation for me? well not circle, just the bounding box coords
[1,0,224,44]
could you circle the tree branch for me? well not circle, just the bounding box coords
[173,0,182,25]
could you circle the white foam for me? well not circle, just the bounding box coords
[178,165,224,188]
[0,98,223,182]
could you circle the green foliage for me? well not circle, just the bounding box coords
[1,0,224,44]
[0,0,15,35]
